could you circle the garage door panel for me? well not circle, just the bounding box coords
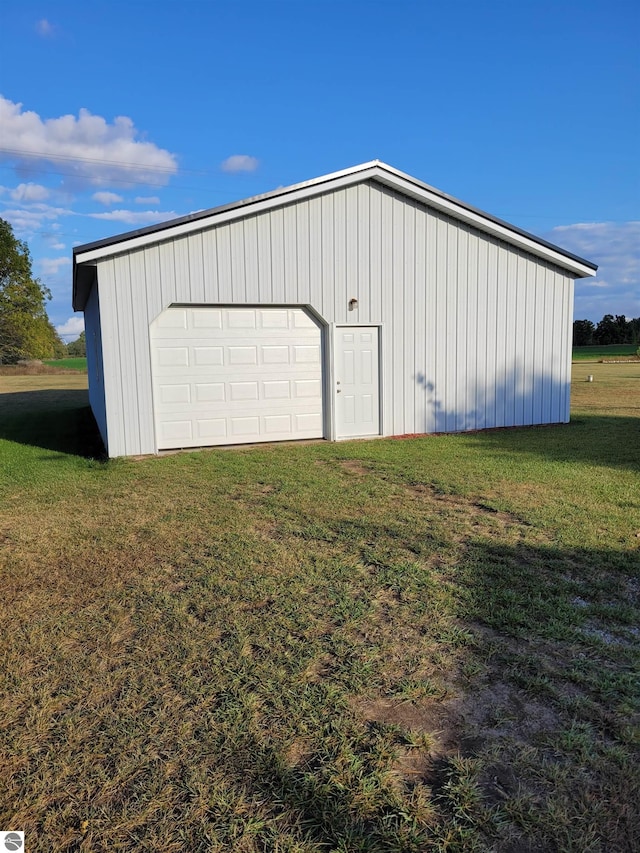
[159,385,191,404]
[160,420,193,441]
[230,416,261,436]
[295,412,322,432]
[156,309,188,329]
[196,419,227,439]
[293,345,320,363]
[294,379,321,397]
[193,347,224,366]
[227,310,257,328]
[229,381,259,401]
[262,345,290,364]
[228,346,258,365]
[260,310,288,329]
[264,414,292,433]
[157,347,189,367]
[263,380,291,399]
[192,309,222,328]
[151,306,323,449]
[195,383,226,402]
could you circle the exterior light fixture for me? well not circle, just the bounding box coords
[348,298,358,311]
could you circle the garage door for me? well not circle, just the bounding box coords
[150,306,324,449]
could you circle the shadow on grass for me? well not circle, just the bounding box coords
[203,539,639,851]
[461,415,640,472]
[0,390,105,458]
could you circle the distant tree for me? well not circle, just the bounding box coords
[53,337,67,358]
[614,314,629,342]
[573,319,595,346]
[67,331,86,357]
[584,314,640,346]
[593,314,623,345]
[0,218,64,363]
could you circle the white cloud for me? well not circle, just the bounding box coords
[582,279,611,289]
[221,154,259,173]
[88,209,177,225]
[548,221,640,321]
[0,96,178,187]
[36,19,56,38]
[39,256,72,277]
[1,203,75,236]
[92,190,123,205]
[10,182,50,202]
[135,195,160,205]
[56,316,84,340]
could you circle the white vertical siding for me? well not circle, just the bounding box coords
[403,201,415,434]
[474,237,488,430]
[424,213,438,433]
[414,204,427,435]
[297,202,310,305]
[465,231,479,430]
[93,180,575,456]
[379,188,394,437]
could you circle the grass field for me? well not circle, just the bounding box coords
[43,357,88,371]
[1,364,639,851]
[572,344,638,362]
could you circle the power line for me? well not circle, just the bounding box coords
[0,162,234,193]
[0,146,194,174]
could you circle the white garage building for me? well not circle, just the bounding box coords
[72,161,596,458]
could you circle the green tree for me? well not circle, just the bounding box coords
[67,330,86,357]
[0,218,64,363]
[593,314,622,345]
[572,319,595,346]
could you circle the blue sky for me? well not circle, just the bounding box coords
[0,0,638,341]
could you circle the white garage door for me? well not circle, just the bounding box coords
[150,306,324,449]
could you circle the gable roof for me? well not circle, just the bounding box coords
[73,160,597,310]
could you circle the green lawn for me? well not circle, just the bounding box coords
[572,344,638,361]
[1,364,639,851]
[43,357,88,371]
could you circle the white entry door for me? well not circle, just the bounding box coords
[150,306,324,449]
[335,326,380,438]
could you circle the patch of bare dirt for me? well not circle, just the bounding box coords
[339,460,370,476]
[284,738,313,769]
[354,694,466,789]
[405,483,536,539]
[303,654,336,683]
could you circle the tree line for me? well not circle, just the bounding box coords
[573,315,640,347]
[0,218,66,363]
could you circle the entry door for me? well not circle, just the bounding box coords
[335,326,380,438]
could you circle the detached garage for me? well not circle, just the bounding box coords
[72,161,596,458]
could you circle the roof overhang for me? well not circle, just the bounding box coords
[73,161,597,311]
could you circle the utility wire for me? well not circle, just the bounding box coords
[0,146,191,174]
[0,162,239,194]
